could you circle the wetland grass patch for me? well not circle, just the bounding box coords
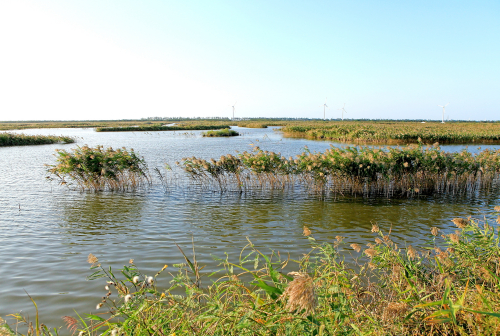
[202,129,240,137]
[47,145,150,191]
[179,144,500,197]
[0,132,74,146]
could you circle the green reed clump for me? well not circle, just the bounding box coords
[282,121,500,144]
[96,125,230,132]
[10,209,500,335]
[47,145,150,191]
[202,129,240,137]
[0,132,74,146]
[236,122,269,128]
[179,144,500,196]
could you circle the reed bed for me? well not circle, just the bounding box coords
[178,144,500,197]
[9,209,500,335]
[0,132,74,146]
[282,121,500,144]
[46,145,150,192]
[95,125,230,132]
[202,129,240,137]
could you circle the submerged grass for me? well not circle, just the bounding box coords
[179,144,500,197]
[0,133,74,146]
[202,129,240,137]
[8,209,500,335]
[46,145,150,191]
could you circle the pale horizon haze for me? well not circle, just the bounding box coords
[0,1,499,121]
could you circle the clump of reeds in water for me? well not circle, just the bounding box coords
[202,129,240,137]
[11,210,500,335]
[178,144,500,196]
[47,145,150,191]
[0,132,74,147]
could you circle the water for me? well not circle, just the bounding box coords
[1,126,500,331]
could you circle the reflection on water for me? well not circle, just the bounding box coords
[0,127,499,333]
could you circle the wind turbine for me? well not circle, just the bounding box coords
[320,98,328,120]
[338,103,347,121]
[231,102,237,120]
[438,103,449,123]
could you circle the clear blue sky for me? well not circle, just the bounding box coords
[0,0,498,120]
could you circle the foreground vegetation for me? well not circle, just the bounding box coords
[7,209,500,335]
[47,145,150,191]
[0,133,74,146]
[179,144,500,197]
[202,129,240,137]
[282,121,500,144]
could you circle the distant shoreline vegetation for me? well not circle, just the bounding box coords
[95,125,230,132]
[202,129,239,137]
[0,132,74,147]
[282,121,500,144]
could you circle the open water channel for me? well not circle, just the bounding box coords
[1,126,500,332]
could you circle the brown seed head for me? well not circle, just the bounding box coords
[494,206,500,212]
[407,245,417,260]
[452,218,468,229]
[303,226,311,236]
[350,243,361,253]
[371,224,379,233]
[335,236,344,243]
[87,253,98,265]
[449,233,460,243]
[364,249,378,258]
[375,238,383,245]
[280,272,317,316]
[431,227,439,236]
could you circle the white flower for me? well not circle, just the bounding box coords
[96,303,103,309]
[78,332,84,336]
[132,276,139,284]
[111,329,119,336]
[104,285,110,291]
[124,294,132,303]
[147,276,154,285]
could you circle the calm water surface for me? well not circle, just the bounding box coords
[1,127,500,331]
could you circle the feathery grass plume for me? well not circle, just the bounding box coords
[371,224,380,233]
[351,243,361,253]
[431,227,439,236]
[335,235,344,243]
[449,233,460,243]
[364,248,378,258]
[62,316,78,334]
[452,218,468,229]
[87,253,98,265]
[407,245,417,260]
[303,226,311,236]
[375,238,383,245]
[494,206,500,212]
[280,272,317,317]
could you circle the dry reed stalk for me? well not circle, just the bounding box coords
[280,272,317,316]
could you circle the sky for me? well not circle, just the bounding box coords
[0,0,499,121]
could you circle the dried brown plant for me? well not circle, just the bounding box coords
[280,272,317,316]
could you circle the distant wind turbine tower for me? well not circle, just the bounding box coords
[231,102,237,120]
[338,103,347,121]
[438,103,449,123]
[320,98,328,120]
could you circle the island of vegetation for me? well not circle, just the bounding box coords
[0,132,74,147]
[202,129,239,137]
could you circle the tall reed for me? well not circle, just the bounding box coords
[179,144,500,196]
[47,145,150,191]
[0,132,74,146]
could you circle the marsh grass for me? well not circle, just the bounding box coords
[202,129,240,137]
[47,145,150,192]
[96,125,230,132]
[9,210,500,335]
[179,144,500,197]
[0,133,74,146]
[282,121,500,144]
